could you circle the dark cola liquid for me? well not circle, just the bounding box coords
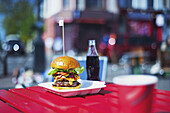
[86,56,100,81]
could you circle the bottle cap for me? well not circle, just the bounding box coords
[89,40,95,45]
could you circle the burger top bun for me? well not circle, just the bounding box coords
[51,56,80,70]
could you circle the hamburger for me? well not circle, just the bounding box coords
[48,56,84,90]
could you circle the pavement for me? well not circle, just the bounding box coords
[0,76,15,90]
[0,54,170,91]
[0,54,34,89]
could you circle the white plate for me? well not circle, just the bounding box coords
[38,80,106,97]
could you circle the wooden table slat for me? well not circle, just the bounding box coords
[154,89,170,96]
[154,93,170,103]
[9,88,91,113]
[0,100,20,113]
[152,99,170,111]
[27,86,119,113]
[0,90,56,113]
[85,94,119,106]
[27,86,170,112]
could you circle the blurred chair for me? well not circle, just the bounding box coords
[51,55,108,81]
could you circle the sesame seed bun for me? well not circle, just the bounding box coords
[51,56,80,70]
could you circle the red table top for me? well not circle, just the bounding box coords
[0,83,170,113]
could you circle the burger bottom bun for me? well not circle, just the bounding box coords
[52,83,81,90]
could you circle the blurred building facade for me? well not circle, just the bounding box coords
[42,0,170,62]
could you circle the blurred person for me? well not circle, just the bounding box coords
[52,37,63,54]
[108,33,117,63]
[130,57,141,74]
[12,66,21,81]
[98,33,117,63]
[0,41,2,51]
[98,34,109,56]
[13,66,44,88]
[98,27,110,57]
[44,37,54,69]
[157,36,170,76]
[52,37,62,52]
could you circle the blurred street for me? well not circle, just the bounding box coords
[106,63,170,91]
[0,54,34,89]
[0,76,14,90]
[0,54,33,76]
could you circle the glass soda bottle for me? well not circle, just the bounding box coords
[86,40,100,81]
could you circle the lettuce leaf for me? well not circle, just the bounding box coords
[48,68,64,75]
[75,66,85,74]
[48,66,85,75]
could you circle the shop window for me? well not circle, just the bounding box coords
[63,0,69,9]
[132,0,147,10]
[153,0,164,10]
[118,16,126,34]
[77,0,85,10]
[119,0,132,8]
[86,0,104,10]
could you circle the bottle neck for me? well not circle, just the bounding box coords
[87,44,98,56]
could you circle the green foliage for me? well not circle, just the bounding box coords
[0,0,37,43]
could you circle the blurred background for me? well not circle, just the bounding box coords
[0,0,170,90]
